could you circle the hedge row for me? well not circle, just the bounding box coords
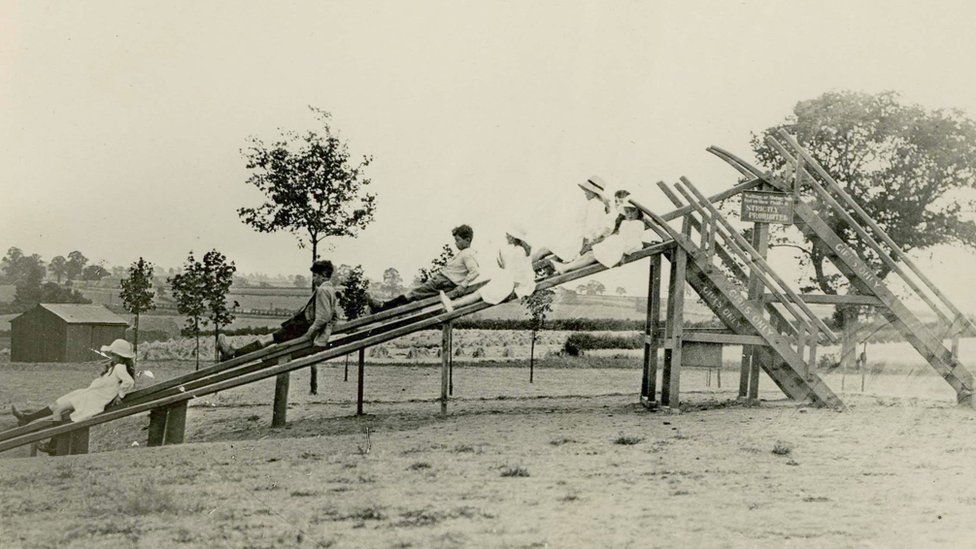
[563,333,643,356]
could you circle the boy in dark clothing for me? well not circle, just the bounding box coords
[217,260,338,361]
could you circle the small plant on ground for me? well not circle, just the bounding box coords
[500,466,530,478]
[550,437,576,446]
[614,435,643,446]
[772,440,793,456]
[408,462,431,471]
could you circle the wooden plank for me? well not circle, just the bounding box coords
[764,293,884,306]
[441,322,452,414]
[662,221,689,408]
[642,255,662,404]
[357,348,365,416]
[272,356,290,428]
[162,401,187,445]
[147,408,167,447]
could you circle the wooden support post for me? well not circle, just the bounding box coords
[642,254,662,406]
[357,348,365,416]
[740,200,770,401]
[441,321,452,414]
[796,325,806,378]
[662,222,689,409]
[147,407,167,447]
[272,356,290,428]
[449,329,455,395]
[163,401,187,445]
[69,427,90,455]
[52,428,73,456]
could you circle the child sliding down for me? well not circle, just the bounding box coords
[531,176,615,264]
[550,190,657,274]
[440,228,536,312]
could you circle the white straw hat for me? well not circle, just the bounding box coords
[101,339,135,359]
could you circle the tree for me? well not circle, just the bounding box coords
[49,256,68,284]
[82,264,110,281]
[580,280,605,296]
[382,267,404,297]
[337,265,371,382]
[120,258,156,363]
[65,251,88,282]
[615,287,627,296]
[201,250,237,364]
[169,253,209,370]
[293,274,308,288]
[522,268,554,383]
[239,106,377,263]
[751,90,976,340]
[417,244,455,283]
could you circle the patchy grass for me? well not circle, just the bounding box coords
[408,461,432,471]
[613,435,643,446]
[550,437,577,446]
[500,466,530,478]
[772,441,793,456]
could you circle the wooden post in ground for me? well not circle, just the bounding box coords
[740,202,770,401]
[272,355,290,428]
[441,321,452,415]
[162,401,188,445]
[69,427,90,455]
[357,348,366,416]
[642,254,663,406]
[147,407,167,447]
[662,222,690,409]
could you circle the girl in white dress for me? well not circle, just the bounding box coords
[441,228,537,311]
[11,339,136,426]
[550,191,657,273]
[531,176,615,263]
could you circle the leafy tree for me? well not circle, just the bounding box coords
[65,251,88,282]
[1,248,41,287]
[238,106,377,264]
[120,258,156,362]
[293,274,308,288]
[580,280,606,296]
[201,250,237,364]
[337,265,371,382]
[751,90,976,333]
[49,256,69,284]
[169,253,209,370]
[0,249,89,312]
[82,264,110,281]
[522,268,554,383]
[239,107,376,394]
[615,287,627,296]
[417,244,455,283]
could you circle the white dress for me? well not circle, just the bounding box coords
[544,197,614,261]
[55,363,135,421]
[478,245,537,304]
[592,219,647,268]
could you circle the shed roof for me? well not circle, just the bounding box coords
[35,304,129,325]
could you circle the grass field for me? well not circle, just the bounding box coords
[2,346,976,547]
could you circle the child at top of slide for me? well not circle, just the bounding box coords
[550,190,657,273]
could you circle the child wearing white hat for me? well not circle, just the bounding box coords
[532,176,615,263]
[440,228,537,311]
[11,339,136,427]
[550,190,656,273]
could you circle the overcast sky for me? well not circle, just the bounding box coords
[3,1,976,307]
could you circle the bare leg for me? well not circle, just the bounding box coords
[439,291,483,312]
[550,252,597,274]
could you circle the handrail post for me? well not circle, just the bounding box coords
[272,355,290,428]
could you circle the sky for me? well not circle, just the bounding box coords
[3,1,976,307]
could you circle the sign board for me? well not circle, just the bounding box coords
[740,191,794,224]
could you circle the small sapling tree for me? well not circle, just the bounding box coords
[120,257,156,364]
[201,250,237,364]
[337,265,370,382]
[169,253,208,370]
[522,266,554,383]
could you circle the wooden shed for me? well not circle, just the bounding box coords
[10,304,129,363]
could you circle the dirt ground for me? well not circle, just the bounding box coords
[2,358,976,548]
